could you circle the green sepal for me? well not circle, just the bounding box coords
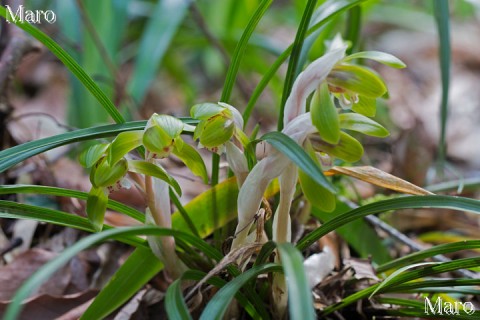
[190,103,224,120]
[328,64,387,98]
[235,127,250,148]
[90,157,128,188]
[339,113,389,137]
[310,131,364,163]
[311,82,340,144]
[352,96,376,117]
[173,143,209,184]
[151,114,184,138]
[343,51,406,69]
[198,114,235,148]
[128,160,182,196]
[299,170,336,212]
[79,143,109,168]
[86,187,108,232]
[298,141,335,212]
[108,131,143,165]
[143,125,174,157]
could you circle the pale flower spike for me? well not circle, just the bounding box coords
[283,38,347,127]
[231,36,346,249]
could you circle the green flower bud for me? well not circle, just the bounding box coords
[90,157,128,188]
[143,114,184,159]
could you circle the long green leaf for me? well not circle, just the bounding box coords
[81,247,163,320]
[4,226,220,320]
[278,0,317,130]
[199,263,282,320]
[0,6,125,124]
[0,118,196,173]
[0,185,144,221]
[277,243,316,320]
[343,5,362,55]
[165,278,193,320]
[220,0,272,102]
[433,0,451,172]
[312,200,391,264]
[0,200,146,247]
[377,240,480,273]
[321,256,480,316]
[389,278,480,293]
[379,297,479,319]
[261,131,335,193]
[127,0,191,104]
[169,270,265,319]
[298,195,480,251]
[242,0,367,126]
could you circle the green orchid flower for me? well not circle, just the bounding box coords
[190,102,246,154]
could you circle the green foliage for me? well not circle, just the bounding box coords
[0,0,472,319]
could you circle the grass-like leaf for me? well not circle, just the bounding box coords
[0,200,146,247]
[0,119,196,173]
[277,243,316,320]
[199,263,282,320]
[389,278,480,294]
[0,6,125,124]
[370,262,436,298]
[81,247,163,320]
[165,278,193,320]
[433,0,451,172]
[4,226,221,320]
[278,0,317,130]
[0,184,144,221]
[376,240,480,273]
[127,0,191,104]
[344,5,362,54]
[261,131,335,193]
[321,256,480,316]
[169,270,267,319]
[298,195,480,251]
[220,0,273,102]
[312,200,391,264]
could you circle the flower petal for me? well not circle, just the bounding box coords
[283,47,346,127]
[225,141,249,186]
[272,163,297,243]
[218,102,244,129]
[231,149,291,249]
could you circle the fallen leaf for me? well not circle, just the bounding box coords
[304,246,336,288]
[0,249,71,301]
[325,166,433,195]
[0,290,97,320]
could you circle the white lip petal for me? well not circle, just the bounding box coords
[283,47,346,127]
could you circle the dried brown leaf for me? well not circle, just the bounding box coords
[325,166,433,195]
